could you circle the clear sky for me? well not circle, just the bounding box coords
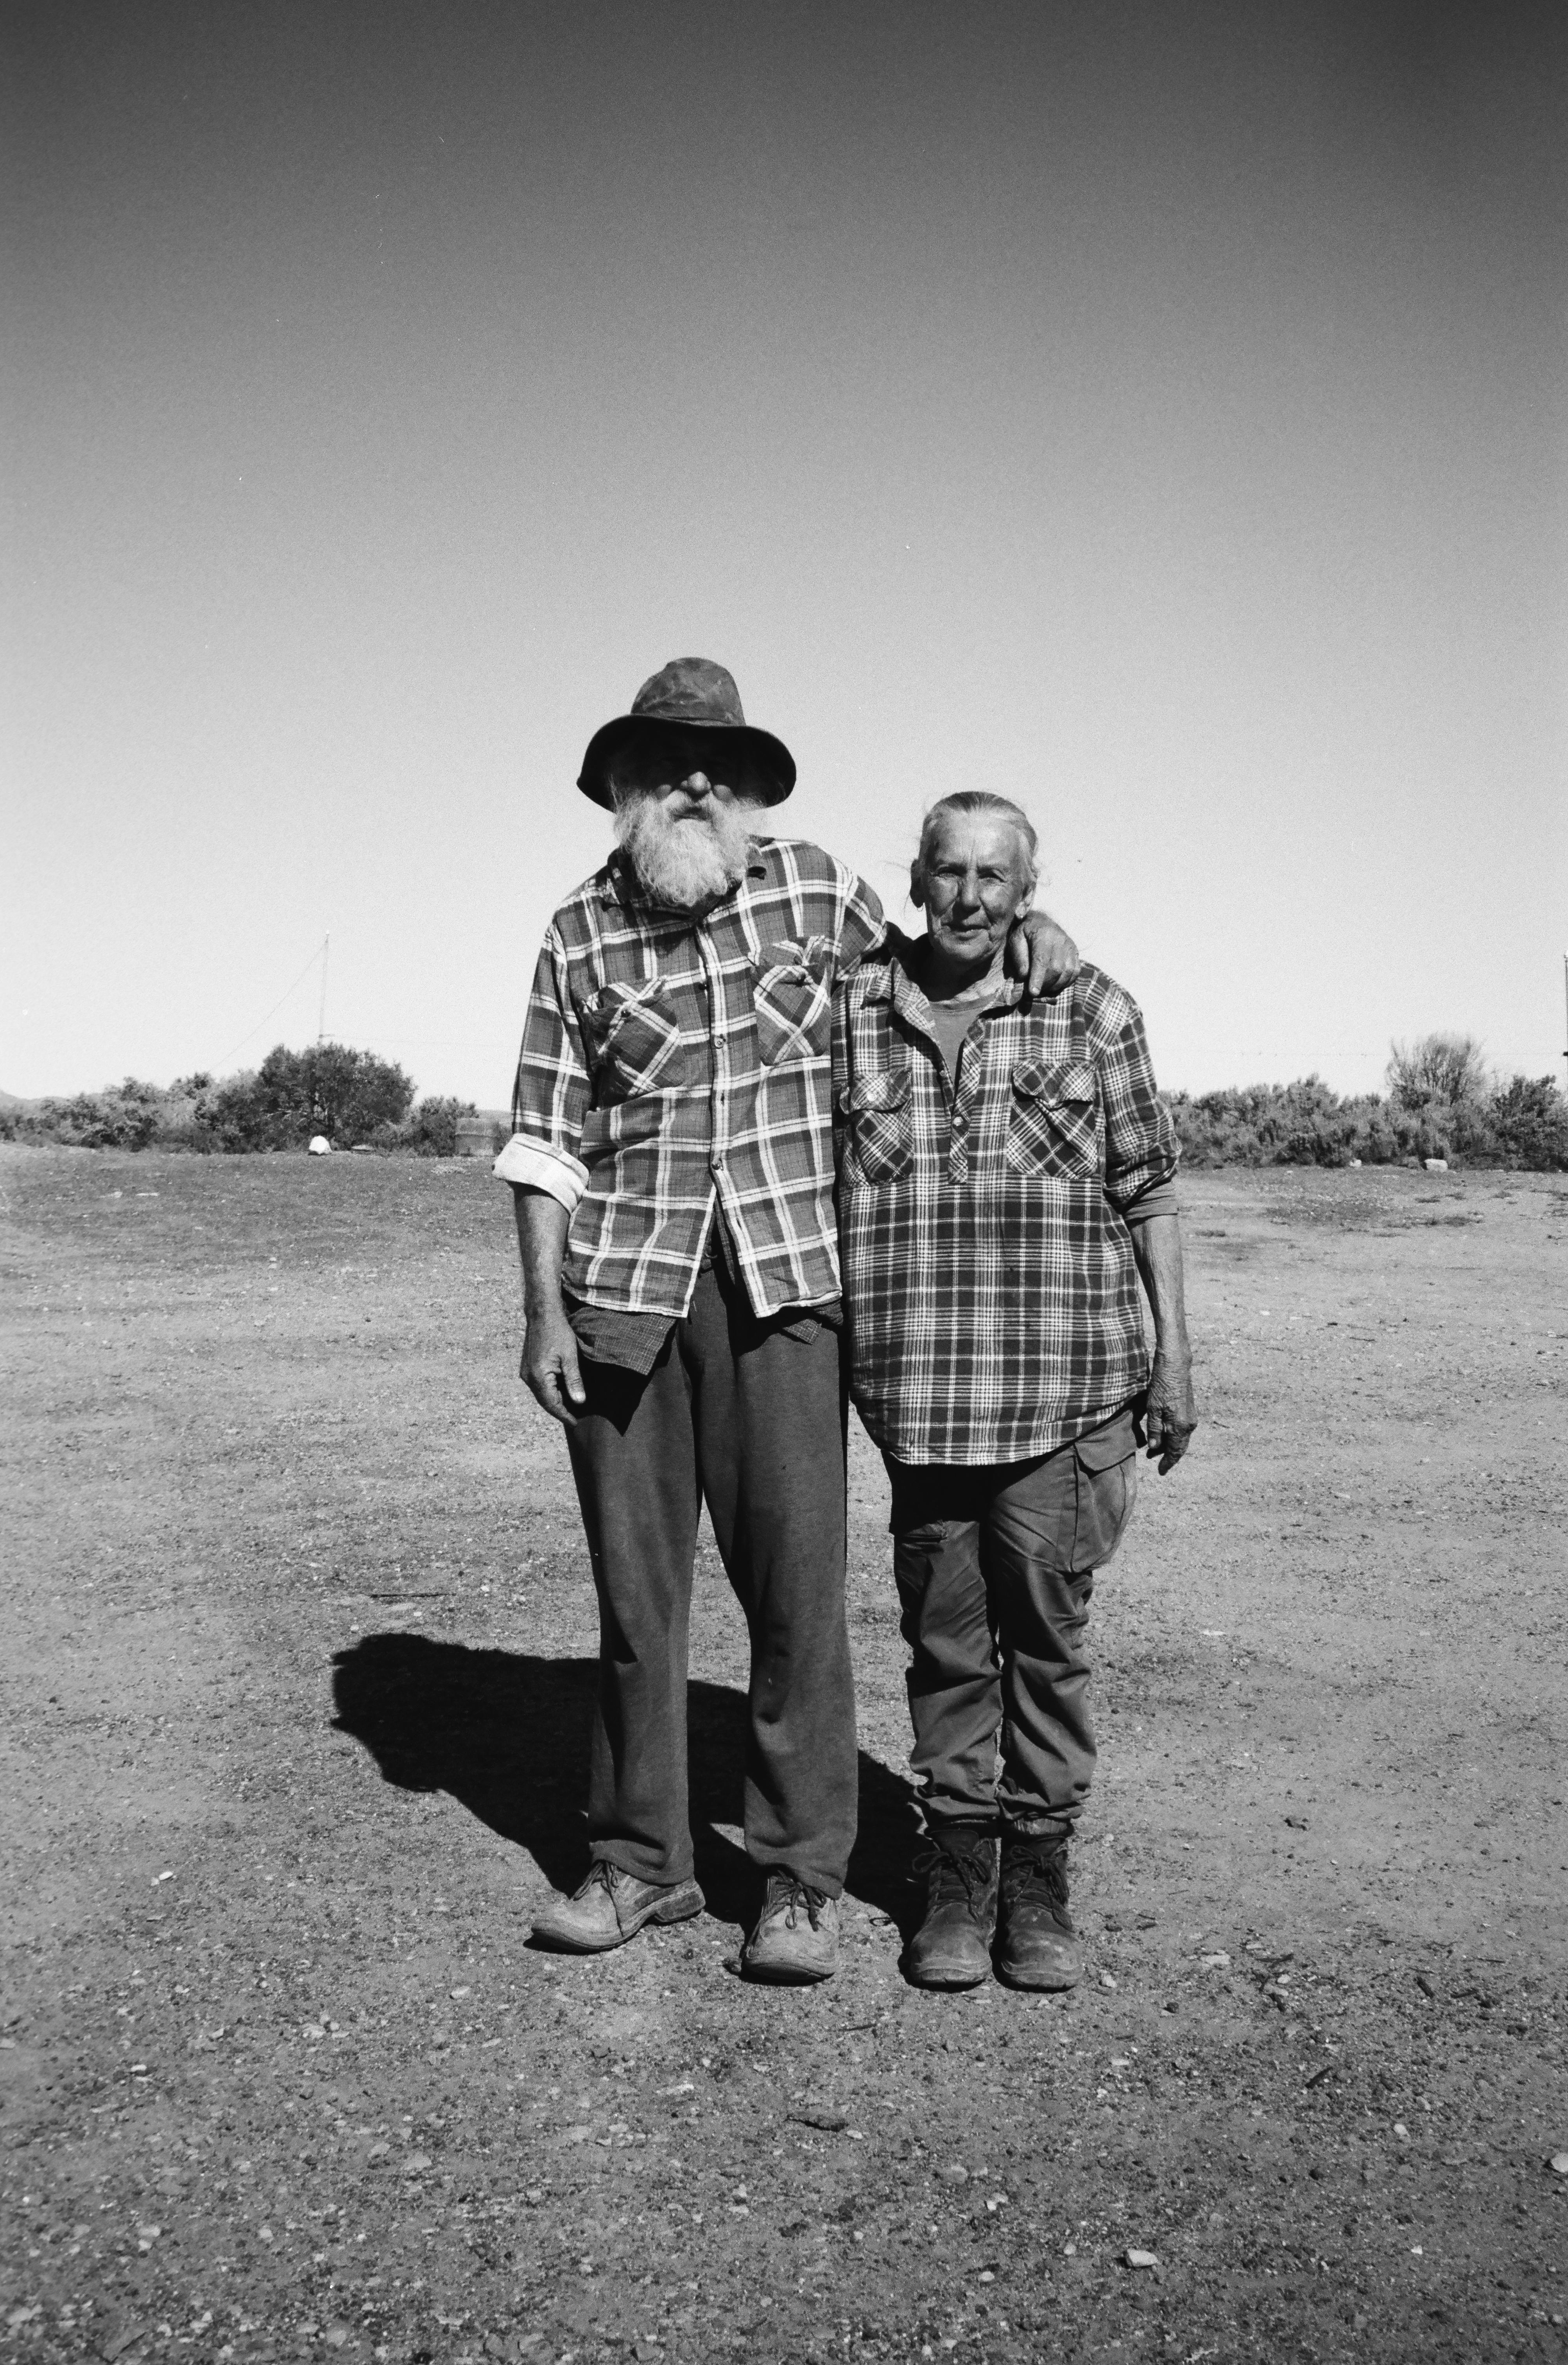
[4,0,1564,1106]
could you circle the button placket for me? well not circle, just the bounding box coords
[701,930,728,1181]
[947,1023,985,1184]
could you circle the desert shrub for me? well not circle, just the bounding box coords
[1168,1066,1568,1171]
[196,1068,287,1151]
[1487,1075,1568,1170]
[1168,1078,1392,1168]
[3,1046,425,1153]
[1171,1081,1455,1168]
[149,1073,219,1152]
[197,1044,416,1151]
[1387,1033,1492,1114]
[373,1096,478,1157]
[16,1078,168,1151]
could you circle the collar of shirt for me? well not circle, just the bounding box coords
[871,952,1024,1058]
[597,845,770,914]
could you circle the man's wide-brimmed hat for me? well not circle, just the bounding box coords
[576,658,796,810]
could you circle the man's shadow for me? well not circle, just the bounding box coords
[330,1635,921,1933]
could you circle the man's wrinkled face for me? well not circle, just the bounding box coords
[610,730,752,814]
[912,815,1035,976]
[612,731,762,910]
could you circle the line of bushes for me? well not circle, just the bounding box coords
[5,1032,1564,1170]
[1169,1038,1568,1170]
[0,1044,480,1158]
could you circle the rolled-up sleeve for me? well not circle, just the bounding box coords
[493,927,592,1212]
[1093,984,1180,1215]
[1116,1172,1181,1227]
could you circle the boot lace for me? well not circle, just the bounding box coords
[765,1872,827,1930]
[914,1835,994,1916]
[1000,1841,1069,1915]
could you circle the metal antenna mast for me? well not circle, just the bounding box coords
[317,935,330,1045]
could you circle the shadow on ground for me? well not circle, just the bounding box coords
[331,1634,921,1930]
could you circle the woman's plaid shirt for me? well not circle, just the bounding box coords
[833,954,1179,1465]
[500,837,885,1319]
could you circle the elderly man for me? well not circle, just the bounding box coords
[498,662,1077,1984]
[833,788,1197,1990]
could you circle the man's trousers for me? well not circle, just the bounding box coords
[884,1421,1140,1835]
[564,1260,856,1895]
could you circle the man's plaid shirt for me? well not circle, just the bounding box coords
[833,955,1179,1466]
[498,837,885,1319]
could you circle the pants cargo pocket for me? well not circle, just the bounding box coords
[1067,1448,1138,1573]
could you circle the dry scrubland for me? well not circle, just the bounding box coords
[2,1146,1566,2365]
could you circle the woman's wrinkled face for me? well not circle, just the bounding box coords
[912,814,1035,976]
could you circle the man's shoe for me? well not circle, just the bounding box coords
[995,1832,1082,1990]
[531,1862,704,1953]
[741,1873,839,1984]
[905,1828,998,1990]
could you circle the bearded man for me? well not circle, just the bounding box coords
[498,660,1077,1983]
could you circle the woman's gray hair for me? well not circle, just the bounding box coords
[916,791,1038,883]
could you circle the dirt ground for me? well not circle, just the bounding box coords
[3,1144,1566,2365]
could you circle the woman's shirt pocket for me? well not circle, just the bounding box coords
[844,1068,914,1186]
[1003,1059,1100,1179]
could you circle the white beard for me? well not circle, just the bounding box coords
[615,791,758,910]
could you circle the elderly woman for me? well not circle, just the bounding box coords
[833,791,1197,1990]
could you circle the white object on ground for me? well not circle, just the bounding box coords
[308,1135,332,1155]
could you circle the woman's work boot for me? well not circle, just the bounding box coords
[995,1830,1082,1990]
[905,1827,998,1989]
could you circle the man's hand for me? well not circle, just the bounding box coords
[1145,1349,1197,1474]
[1006,909,1080,998]
[1129,1211,1195,1472]
[513,1185,586,1426]
[521,1303,586,1426]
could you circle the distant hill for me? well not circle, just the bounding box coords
[0,1088,35,1110]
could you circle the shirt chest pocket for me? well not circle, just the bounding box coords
[1004,1060,1099,1179]
[581,979,696,1103]
[752,939,833,1068]
[846,1068,913,1186]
